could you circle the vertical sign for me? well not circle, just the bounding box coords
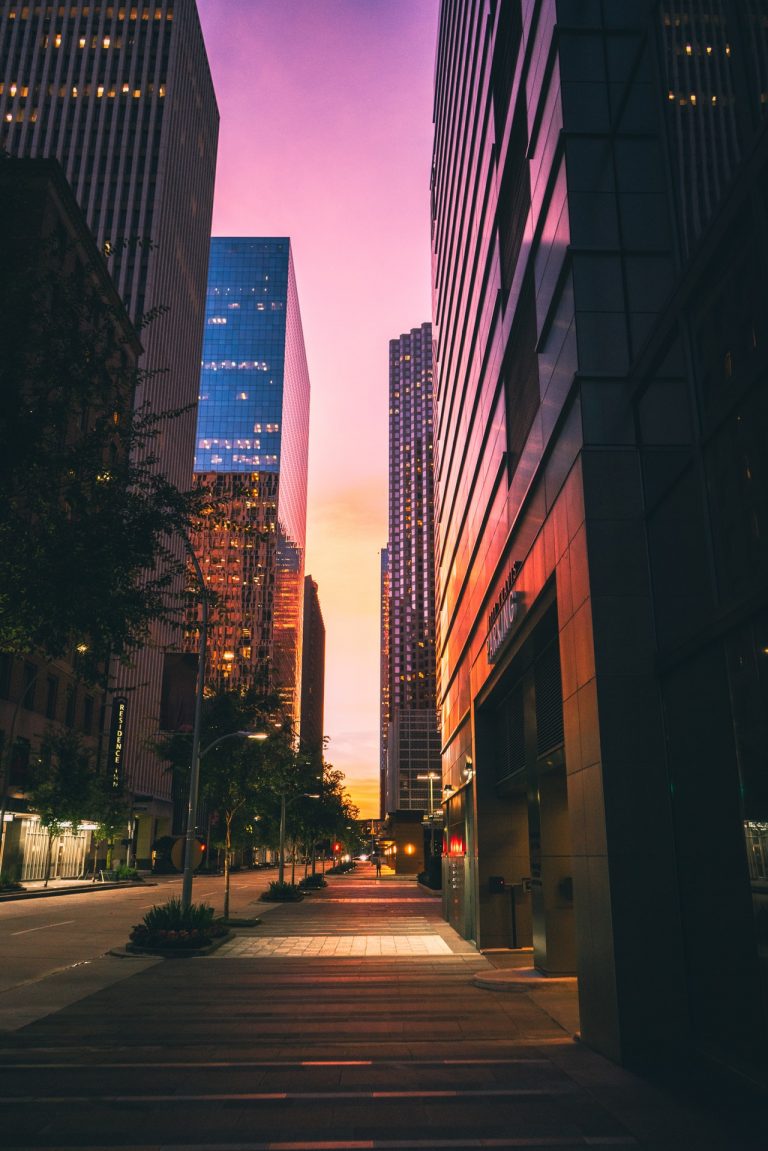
[109,696,128,791]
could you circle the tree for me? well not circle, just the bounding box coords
[27,730,93,886]
[0,209,202,685]
[86,776,133,880]
[155,689,281,918]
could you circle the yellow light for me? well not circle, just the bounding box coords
[404,843,416,856]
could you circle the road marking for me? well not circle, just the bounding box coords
[0,1087,580,1103]
[2,1057,550,1070]
[10,921,75,936]
[0,1141,639,1150]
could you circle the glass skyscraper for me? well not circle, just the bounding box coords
[188,239,310,727]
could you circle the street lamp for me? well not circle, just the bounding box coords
[417,771,440,816]
[180,727,266,911]
[278,791,320,886]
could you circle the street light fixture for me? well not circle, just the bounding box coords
[416,771,440,816]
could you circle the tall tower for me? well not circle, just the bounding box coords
[379,546,390,820]
[386,323,440,814]
[188,238,310,730]
[0,0,219,858]
[300,575,325,757]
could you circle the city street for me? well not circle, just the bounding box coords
[0,864,763,1150]
[0,869,278,995]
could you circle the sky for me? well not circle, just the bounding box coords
[195,0,440,818]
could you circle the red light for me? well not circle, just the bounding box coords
[333,842,341,852]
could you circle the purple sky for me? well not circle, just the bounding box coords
[196,0,439,816]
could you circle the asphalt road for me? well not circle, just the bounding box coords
[0,869,276,994]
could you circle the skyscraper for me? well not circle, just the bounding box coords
[299,575,325,757]
[0,0,218,862]
[385,323,440,815]
[432,0,768,1073]
[379,546,390,820]
[188,238,310,729]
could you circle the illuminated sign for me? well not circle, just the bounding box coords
[109,696,128,791]
[486,561,522,664]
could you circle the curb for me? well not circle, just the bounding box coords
[473,968,577,993]
[112,929,235,959]
[0,880,155,902]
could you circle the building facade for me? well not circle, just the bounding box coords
[300,575,326,756]
[432,0,768,1071]
[385,324,441,816]
[0,0,219,863]
[0,158,141,880]
[379,547,390,819]
[188,238,310,730]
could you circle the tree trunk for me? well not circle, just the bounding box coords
[223,814,232,921]
[44,830,55,888]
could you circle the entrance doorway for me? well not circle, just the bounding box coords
[477,605,576,973]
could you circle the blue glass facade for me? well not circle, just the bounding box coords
[191,239,310,724]
[197,239,290,475]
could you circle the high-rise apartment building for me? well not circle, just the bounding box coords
[299,575,325,756]
[432,0,768,1073]
[188,238,310,729]
[379,546,390,820]
[0,1,218,864]
[385,324,440,815]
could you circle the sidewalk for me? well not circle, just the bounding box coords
[0,862,763,1150]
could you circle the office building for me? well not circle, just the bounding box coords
[0,158,141,879]
[385,324,441,815]
[0,0,219,864]
[431,0,768,1071]
[379,547,390,819]
[188,238,310,730]
[300,575,325,756]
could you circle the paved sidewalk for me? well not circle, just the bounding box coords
[0,863,763,1150]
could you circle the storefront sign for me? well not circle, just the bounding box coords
[109,696,128,791]
[487,561,522,664]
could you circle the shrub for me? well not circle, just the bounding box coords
[326,861,356,875]
[113,864,141,882]
[129,898,226,949]
[260,880,303,902]
[298,874,327,890]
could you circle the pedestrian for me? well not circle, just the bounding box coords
[373,854,382,878]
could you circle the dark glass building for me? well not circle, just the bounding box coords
[385,324,441,816]
[188,239,310,728]
[0,0,218,863]
[432,0,768,1073]
[300,575,326,757]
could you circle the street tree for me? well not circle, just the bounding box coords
[0,217,204,685]
[155,689,280,918]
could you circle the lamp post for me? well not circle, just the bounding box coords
[417,771,440,816]
[279,791,320,886]
[180,726,267,911]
